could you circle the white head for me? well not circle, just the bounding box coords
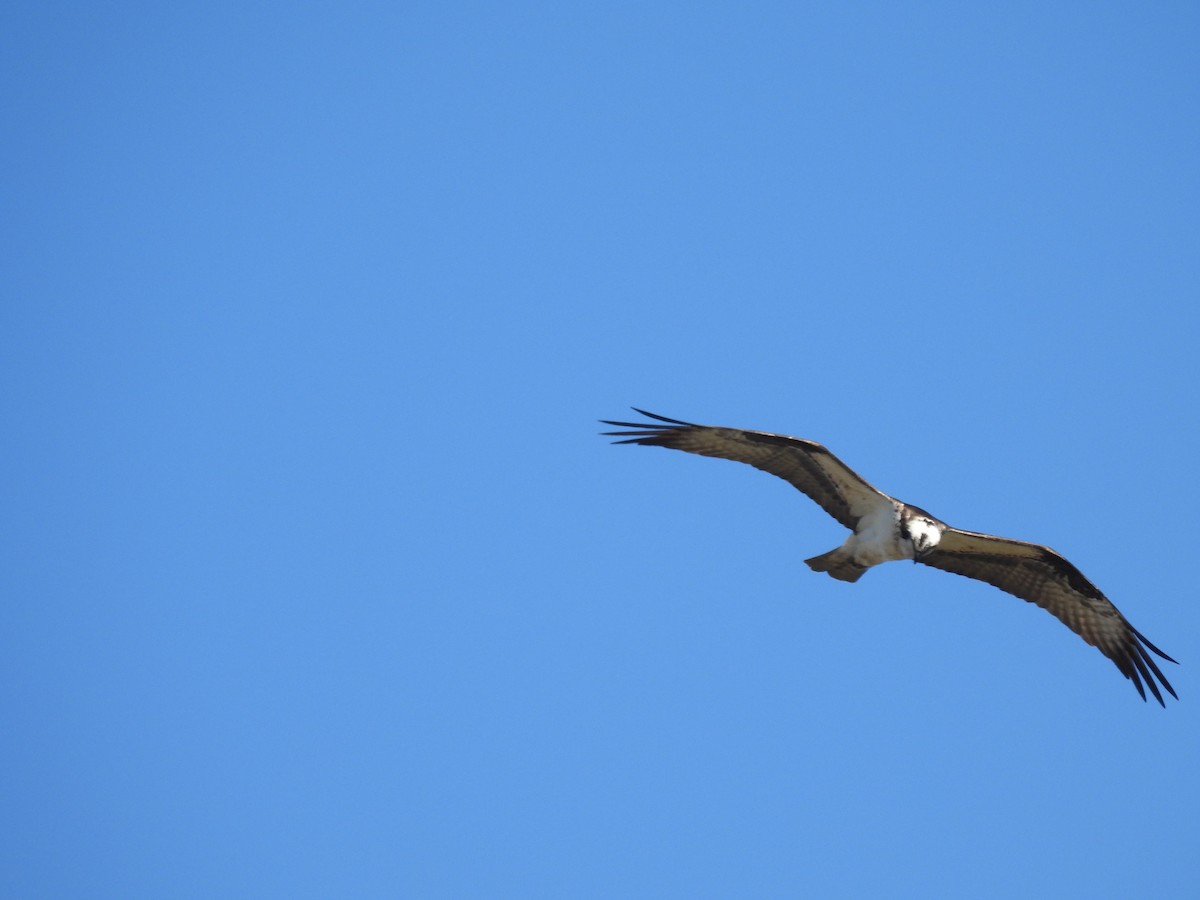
[902,512,943,559]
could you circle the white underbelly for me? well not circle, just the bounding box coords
[846,501,911,567]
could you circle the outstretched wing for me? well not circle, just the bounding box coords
[600,409,893,529]
[920,528,1178,705]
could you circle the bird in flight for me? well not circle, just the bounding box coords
[601,409,1177,705]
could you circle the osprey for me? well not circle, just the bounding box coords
[601,409,1178,705]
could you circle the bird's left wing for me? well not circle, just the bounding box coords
[600,409,893,529]
[920,527,1177,704]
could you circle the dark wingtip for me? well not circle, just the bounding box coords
[1126,660,1148,703]
[1132,627,1178,665]
[1120,632,1178,706]
[1132,651,1165,706]
[629,408,695,426]
[1137,644,1178,704]
[599,409,696,443]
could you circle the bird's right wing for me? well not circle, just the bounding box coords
[600,409,894,529]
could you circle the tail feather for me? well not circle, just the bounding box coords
[805,548,867,583]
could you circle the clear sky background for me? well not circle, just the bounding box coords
[4,3,1199,897]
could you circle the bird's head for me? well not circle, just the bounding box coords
[902,512,943,560]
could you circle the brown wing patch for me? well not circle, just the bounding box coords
[601,409,892,529]
[921,529,1177,705]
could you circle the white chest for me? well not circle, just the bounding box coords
[847,501,912,566]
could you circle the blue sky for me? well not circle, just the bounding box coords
[4,2,1199,897]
